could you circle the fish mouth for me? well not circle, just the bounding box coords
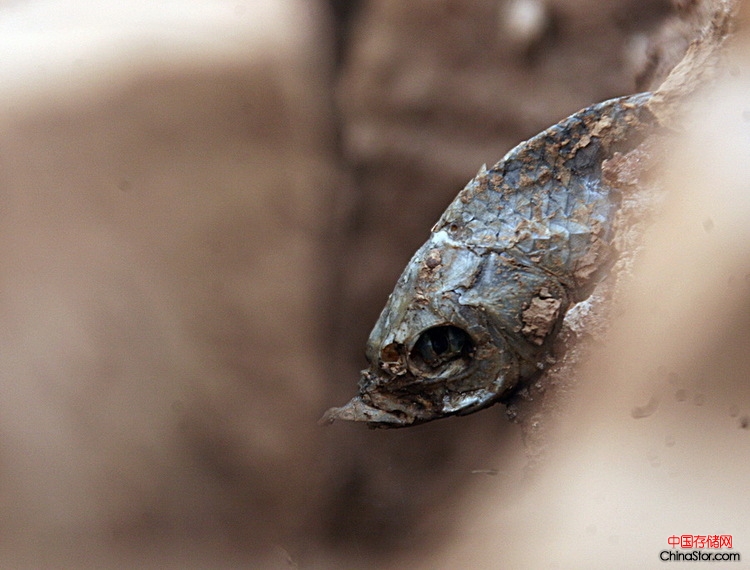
[319,367,432,428]
[319,376,502,428]
[318,396,416,428]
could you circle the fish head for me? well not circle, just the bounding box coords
[323,228,570,427]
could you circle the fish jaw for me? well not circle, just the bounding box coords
[319,395,414,427]
[319,366,509,428]
[319,387,503,428]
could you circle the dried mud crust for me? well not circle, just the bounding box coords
[521,287,563,346]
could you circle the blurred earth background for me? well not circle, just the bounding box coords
[0,0,747,568]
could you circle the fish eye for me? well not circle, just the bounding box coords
[410,325,473,372]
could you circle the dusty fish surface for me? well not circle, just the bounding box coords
[323,92,656,427]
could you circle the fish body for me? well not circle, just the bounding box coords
[324,92,656,427]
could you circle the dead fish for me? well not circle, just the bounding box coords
[323,93,656,428]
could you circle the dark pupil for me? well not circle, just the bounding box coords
[414,325,470,368]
